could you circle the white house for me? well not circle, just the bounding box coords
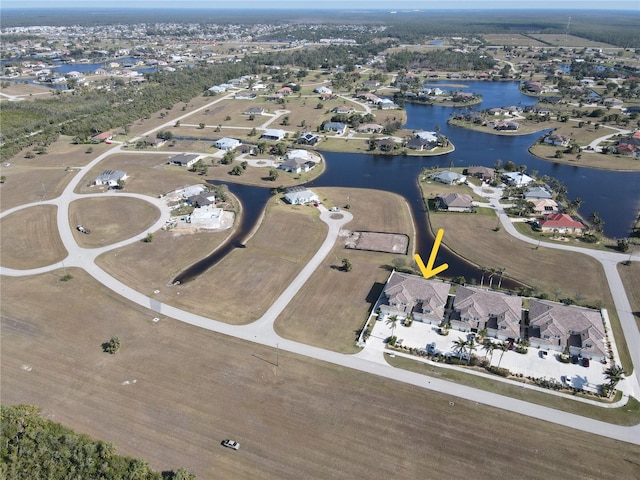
[432,171,466,185]
[214,137,241,151]
[189,205,224,228]
[261,129,287,141]
[168,153,200,167]
[502,172,533,186]
[284,188,319,205]
[314,86,332,94]
[94,170,127,187]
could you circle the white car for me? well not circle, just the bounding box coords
[222,439,240,450]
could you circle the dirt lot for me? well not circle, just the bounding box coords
[0,81,59,98]
[68,197,160,248]
[0,205,67,269]
[275,188,415,353]
[2,270,640,480]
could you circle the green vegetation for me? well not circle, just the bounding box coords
[0,404,195,479]
[103,336,121,354]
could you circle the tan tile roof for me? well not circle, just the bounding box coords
[452,286,522,337]
[383,271,450,318]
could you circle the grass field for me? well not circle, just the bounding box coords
[2,270,640,480]
[275,187,414,353]
[618,261,640,330]
[68,197,160,248]
[1,136,113,211]
[0,205,67,269]
[98,196,326,323]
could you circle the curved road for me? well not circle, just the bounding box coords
[2,109,639,446]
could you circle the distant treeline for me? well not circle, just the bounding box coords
[2,10,638,48]
[0,404,195,479]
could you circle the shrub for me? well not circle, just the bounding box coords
[103,336,121,354]
[486,366,511,377]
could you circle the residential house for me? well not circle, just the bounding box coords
[502,172,533,186]
[524,186,553,200]
[375,138,397,152]
[536,213,585,235]
[361,80,380,88]
[244,107,265,116]
[190,205,224,228]
[261,129,287,141]
[94,170,127,187]
[277,86,293,95]
[332,105,356,114]
[356,123,384,133]
[91,131,113,142]
[187,193,215,207]
[214,137,241,151]
[283,187,319,205]
[142,136,165,147]
[234,92,257,100]
[493,121,519,131]
[528,299,606,361]
[432,171,466,185]
[436,193,474,212]
[378,98,398,109]
[544,134,570,147]
[528,198,559,215]
[406,137,436,151]
[279,150,315,173]
[297,132,320,146]
[323,122,347,134]
[314,86,333,95]
[378,271,451,325]
[466,166,494,182]
[449,286,522,340]
[168,153,199,167]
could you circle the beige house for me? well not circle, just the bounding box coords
[449,286,522,340]
[528,299,606,361]
[528,198,559,215]
[379,271,451,325]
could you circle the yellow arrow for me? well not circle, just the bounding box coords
[414,228,449,279]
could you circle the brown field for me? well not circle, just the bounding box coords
[275,188,414,353]
[99,197,326,323]
[209,158,325,188]
[482,34,548,47]
[618,261,640,330]
[0,166,74,211]
[0,81,59,98]
[1,136,115,211]
[96,228,235,291]
[0,205,67,269]
[75,152,201,197]
[68,197,160,248]
[2,270,640,480]
[528,34,617,48]
[529,144,640,172]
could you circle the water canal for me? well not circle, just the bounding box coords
[174,81,640,284]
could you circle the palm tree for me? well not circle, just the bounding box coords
[603,365,625,398]
[386,314,399,339]
[496,341,509,368]
[497,268,506,289]
[482,339,496,365]
[467,338,477,365]
[452,337,469,361]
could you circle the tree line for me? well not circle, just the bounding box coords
[1,404,195,479]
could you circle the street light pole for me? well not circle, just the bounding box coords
[276,343,279,367]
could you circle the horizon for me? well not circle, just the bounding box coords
[1,0,638,10]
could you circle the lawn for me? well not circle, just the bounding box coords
[618,260,640,330]
[275,187,415,353]
[68,197,161,248]
[0,205,67,269]
[2,270,640,480]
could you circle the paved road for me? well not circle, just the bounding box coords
[2,108,640,445]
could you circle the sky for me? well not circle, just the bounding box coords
[1,0,638,10]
